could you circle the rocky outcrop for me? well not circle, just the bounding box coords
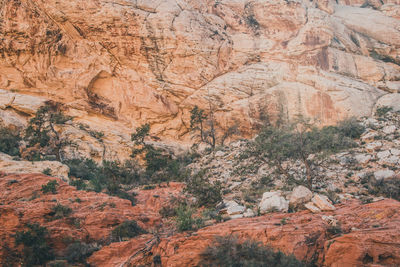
[88,199,400,266]
[0,173,183,264]
[0,152,70,181]
[1,0,399,145]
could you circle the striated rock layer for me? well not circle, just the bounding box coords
[1,0,400,144]
[0,172,183,263]
[89,199,400,267]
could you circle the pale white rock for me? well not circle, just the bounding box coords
[374,169,396,181]
[258,192,289,214]
[243,209,255,218]
[381,156,400,165]
[289,185,313,209]
[391,149,400,156]
[225,200,246,215]
[0,152,69,182]
[354,154,372,164]
[361,131,378,141]
[382,125,397,135]
[365,141,383,151]
[377,150,391,160]
[230,214,244,219]
[305,202,321,213]
[375,94,400,112]
[311,194,335,211]
[214,150,225,157]
[0,89,46,115]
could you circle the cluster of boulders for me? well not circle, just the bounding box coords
[220,185,338,219]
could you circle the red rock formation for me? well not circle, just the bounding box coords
[89,199,400,267]
[0,173,183,263]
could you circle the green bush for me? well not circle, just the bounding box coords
[246,118,363,188]
[336,117,365,139]
[375,106,393,117]
[185,170,222,207]
[0,127,21,156]
[42,168,52,176]
[200,235,305,267]
[176,205,195,232]
[65,242,98,263]
[41,180,59,194]
[50,204,72,219]
[65,158,138,205]
[15,223,54,266]
[111,220,146,241]
[362,174,400,201]
[24,104,72,161]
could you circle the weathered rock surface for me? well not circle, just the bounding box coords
[1,0,399,144]
[312,194,336,211]
[0,152,70,181]
[89,199,400,267]
[0,173,183,264]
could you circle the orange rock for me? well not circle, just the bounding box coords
[0,173,183,263]
[89,200,400,267]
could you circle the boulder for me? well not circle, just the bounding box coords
[289,186,313,210]
[382,125,397,135]
[305,202,322,213]
[311,194,335,211]
[354,154,372,164]
[225,200,245,216]
[374,169,396,181]
[259,192,289,214]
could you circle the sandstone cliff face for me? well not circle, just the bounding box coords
[1,0,400,144]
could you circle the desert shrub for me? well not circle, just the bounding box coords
[111,220,146,241]
[42,168,52,176]
[65,242,98,263]
[15,223,54,266]
[375,106,393,117]
[0,127,21,156]
[24,104,72,161]
[41,180,59,194]
[185,170,222,207]
[246,117,363,188]
[336,117,365,139]
[65,158,138,205]
[363,174,400,201]
[326,223,342,237]
[50,204,72,219]
[131,124,194,183]
[64,158,100,181]
[199,235,305,267]
[176,205,195,232]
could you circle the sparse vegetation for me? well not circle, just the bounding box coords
[65,158,138,205]
[42,168,52,176]
[111,220,146,241]
[245,116,364,188]
[41,180,59,194]
[375,106,393,117]
[15,223,54,266]
[50,204,72,219]
[200,235,305,267]
[24,104,73,161]
[361,173,400,201]
[185,169,222,207]
[0,127,21,156]
[64,242,98,264]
